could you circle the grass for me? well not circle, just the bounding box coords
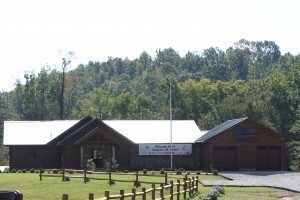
[0,172,299,200]
[0,172,208,200]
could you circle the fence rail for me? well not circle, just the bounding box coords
[61,178,198,200]
[39,168,199,200]
[39,169,180,185]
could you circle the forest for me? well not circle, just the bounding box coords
[0,39,300,169]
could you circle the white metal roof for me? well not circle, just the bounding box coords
[3,120,207,145]
[103,120,206,143]
[4,120,79,145]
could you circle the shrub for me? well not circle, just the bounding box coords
[176,170,182,175]
[69,170,74,174]
[30,168,35,173]
[196,171,201,175]
[199,185,225,200]
[213,185,225,194]
[123,170,129,173]
[0,170,2,173]
[86,159,96,171]
[108,179,115,185]
[52,170,59,174]
[142,169,147,174]
[17,170,22,173]
[160,170,165,174]
[213,170,218,176]
[22,169,27,173]
[204,189,219,200]
[11,169,17,173]
[84,177,90,182]
[133,180,141,187]
[64,176,70,181]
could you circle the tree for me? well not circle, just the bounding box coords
[59,51,74,120]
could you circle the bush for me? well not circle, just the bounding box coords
[160,170,165,174]
[196,171,202,175]
[11,169,17,173]
[84,177,90,182]
[64,176,70,181]
[142,169,147,174]
[213,185,225,194]
[133,180,141,187]
[199,185,225,200]
[108,179,115,185]
[52,170,58,174]
[22,169,27,173]
[123,170,129,173]
[213,170,218,176]
[17,170,22,173]
[176,170,182,175]
[30,168,35,173]
[86,159,96,171]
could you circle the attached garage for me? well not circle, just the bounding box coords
[196,118,287,171]
[213,147,237,171]
[257,146,281,170]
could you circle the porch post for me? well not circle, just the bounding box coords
[112,145,115,159]
[80,145,84,168]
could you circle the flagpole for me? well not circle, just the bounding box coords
[170,83,173,170]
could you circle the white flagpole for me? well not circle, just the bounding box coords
[170,83,173,170]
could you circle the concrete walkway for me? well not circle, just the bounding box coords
[200,171,300,193]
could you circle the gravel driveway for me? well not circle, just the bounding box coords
[200,171,300,193]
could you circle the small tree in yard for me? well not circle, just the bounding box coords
[86,159,96,171]
[110,157,119,172]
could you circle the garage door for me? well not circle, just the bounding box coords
[257,146,281,170]
[213,147,237,171]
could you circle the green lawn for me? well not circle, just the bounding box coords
[0,172,299,200]
[0,172,205,200]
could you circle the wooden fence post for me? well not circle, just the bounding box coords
[135,171,139,188]
[196,176,199,191]
[105,191,110,200]
[142,188,146,200]
[160,183,164,200]
[176,180,180,200]
[131,188,136,200]
[151,184,155,200]
[191,177,195,193]
[170,181,174,200]
[109,171,112,185]
[62,194,68,200]
[165,172,168,184]
[183,179,187,199]
[62,168,65,182]
[39,168,42,181]
[88,193,94,200]
[120,190,124,200]
[188,178,192,196]
[84,168,87,183]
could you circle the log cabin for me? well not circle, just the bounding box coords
[3,116,287,171]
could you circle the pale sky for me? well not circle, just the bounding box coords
[0,0,299,92]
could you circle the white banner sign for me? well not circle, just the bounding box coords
[139,144,192,155]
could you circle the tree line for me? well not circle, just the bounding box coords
[0,39,300,168]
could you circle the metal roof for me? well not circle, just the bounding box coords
[195,117,247,142]
[3,120,79,145]
[3,119,206,145]
[103,120,207,143]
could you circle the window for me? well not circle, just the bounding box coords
[235,128,258,141]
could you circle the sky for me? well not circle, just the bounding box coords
[0,0,299,92]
